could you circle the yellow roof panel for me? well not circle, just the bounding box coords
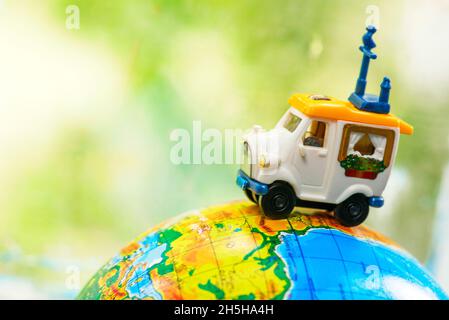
[288,93,413,135]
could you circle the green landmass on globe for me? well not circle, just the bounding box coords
[78,201,447,300]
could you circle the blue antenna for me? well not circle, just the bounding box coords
[348,25,391,114]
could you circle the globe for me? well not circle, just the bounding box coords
[78,201,447,300]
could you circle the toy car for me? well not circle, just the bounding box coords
[236,26,413,226]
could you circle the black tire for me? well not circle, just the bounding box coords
[244,189,258,204]
[335,193,369,227]
[260,182,296,219]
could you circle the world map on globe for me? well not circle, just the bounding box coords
[78,201,447,300]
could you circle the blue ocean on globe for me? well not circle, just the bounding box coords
[277,228,448,299]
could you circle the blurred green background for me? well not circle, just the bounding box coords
[0,0,449,298]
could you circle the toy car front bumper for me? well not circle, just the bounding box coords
[236,170,269,196]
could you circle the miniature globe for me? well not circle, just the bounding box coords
[78,201,447,300]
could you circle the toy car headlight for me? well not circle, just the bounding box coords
[258,154,270,168]
[258,154,279,169]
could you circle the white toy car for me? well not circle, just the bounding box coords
[236,26,413,226]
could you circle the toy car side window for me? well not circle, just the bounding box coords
[338,124,395,167]
[303,120,326,148]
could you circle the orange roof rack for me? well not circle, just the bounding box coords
[288,93,413,135]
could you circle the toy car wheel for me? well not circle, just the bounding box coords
[260,182,295,219]
[335,194,369,227]
[244,189,259,204]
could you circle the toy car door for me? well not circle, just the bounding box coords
[296,119,330,186]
